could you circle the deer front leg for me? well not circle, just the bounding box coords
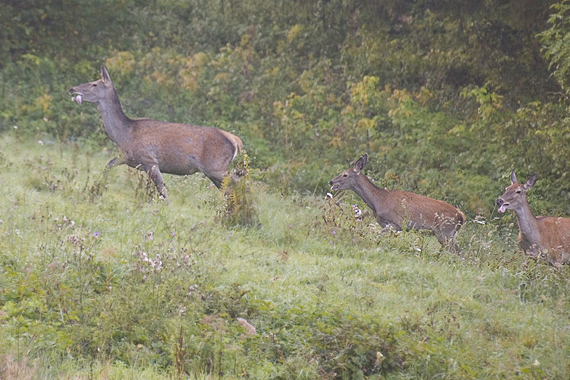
[376,219,401,234]
[147,164,169,204]
[108,157,126,169]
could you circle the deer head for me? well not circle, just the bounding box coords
[496,170,537,213]
[69,65,114,106]
[329,154,368,191]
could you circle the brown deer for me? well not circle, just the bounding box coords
[496,170,570,268]
[69,65,243,202]
[329,155,465,253]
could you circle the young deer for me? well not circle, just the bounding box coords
[329,155,465,253]
[496,170,570,268]
[69,65,243,202]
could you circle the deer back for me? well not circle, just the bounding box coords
[371,187,464,231]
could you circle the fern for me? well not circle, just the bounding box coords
[219,151,258,226]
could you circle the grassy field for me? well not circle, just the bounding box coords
[1,132,570,379]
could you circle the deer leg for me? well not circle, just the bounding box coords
[380,223,400,234]
[147,165,169,204]
[205,171,226,189]
[376,216,401,231]
[107,157,126,169]
[448,237,462,254]
[434,228,462,254]
[208,175,223,188]
[432,216,462,254]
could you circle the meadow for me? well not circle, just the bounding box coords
[1,132,570,379]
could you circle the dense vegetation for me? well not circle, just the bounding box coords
[3,0,570,378]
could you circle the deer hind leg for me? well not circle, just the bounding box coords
[204,170,227,189]
[447,235,462,254]
[432,228,459,253]
[147,164,169,204]
[208,175,223,188]
[433,218,462,254]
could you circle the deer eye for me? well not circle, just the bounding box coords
[515,190,521,194]
[343,174,348,177]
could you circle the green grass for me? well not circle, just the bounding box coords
[1,133,570,379]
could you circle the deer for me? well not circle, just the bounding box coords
[496,170,570,268]
[69,65,243,203]
[329,155,465,253]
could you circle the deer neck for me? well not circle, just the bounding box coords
[97,87,132,147]
[513,200,541,246]
[352,173,385,215]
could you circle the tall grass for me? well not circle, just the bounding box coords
[1,133,570,379]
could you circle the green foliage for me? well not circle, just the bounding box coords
[0,0,145,61]
[541,0,570,93]
[219,152,259,227]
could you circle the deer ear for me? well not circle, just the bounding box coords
[354,154,368,172]
[510,170,517,184]
[524,173,537,190]
[101,65,112,84]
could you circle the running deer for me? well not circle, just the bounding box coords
[329,155,465,253]
[69,65,243,202]
[496,170,570,268]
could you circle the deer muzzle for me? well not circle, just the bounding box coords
[69,88,83,105]
[495,198,509,213]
